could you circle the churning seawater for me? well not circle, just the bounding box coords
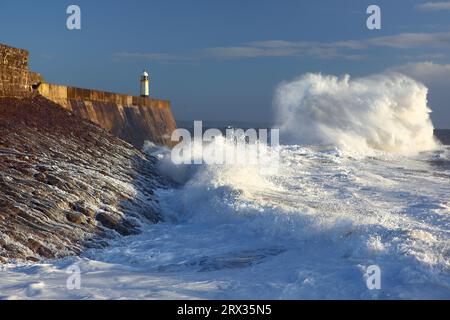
[0,73,449,299]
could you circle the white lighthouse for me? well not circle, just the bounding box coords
[140,70,149,97]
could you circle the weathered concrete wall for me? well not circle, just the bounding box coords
[37,83,176,148]
[0,44,44,98]
[0,65,30,97]
[0,43,176,148]
[0,44,28,68]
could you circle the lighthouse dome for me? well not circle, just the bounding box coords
[142,70,149,77]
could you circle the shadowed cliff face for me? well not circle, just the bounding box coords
[67,99,176,149]
[36,83,177,148]
[0,96,169,263]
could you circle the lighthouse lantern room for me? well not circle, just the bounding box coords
[140,70,149,97]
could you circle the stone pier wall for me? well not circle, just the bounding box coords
[37,83,176,147]
[0,43,176,148]
[0,44,44,98]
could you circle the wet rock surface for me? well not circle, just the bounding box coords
[0,96,168,263]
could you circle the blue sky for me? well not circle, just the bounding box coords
[1,0,450,127]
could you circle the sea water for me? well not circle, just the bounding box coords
[0,73,449,300]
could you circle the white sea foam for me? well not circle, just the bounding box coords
[275,73,439,156]
[0,74,449,300]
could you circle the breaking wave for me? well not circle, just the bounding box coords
[274,73,439,156]
[1,73,449,300]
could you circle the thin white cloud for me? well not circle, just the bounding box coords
[368,32,450,48]
[113,32,450,62]
[39,53,54,60]
[203,42,367,60]
[205,32,450,59]
[398,53,446,60]
[113,52,191,61]
[203,46,299,58]
[388,61,450,84]
[416,2,450,11]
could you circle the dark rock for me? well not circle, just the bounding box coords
[25,256,40,262]
[46,174,62,187]
[0,96,166,263]
[34,172,46,183]
[66,212,84,224]
[96,212,133,236]
[26,238,53,258]
[70,201,95,218]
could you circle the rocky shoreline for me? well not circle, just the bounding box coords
[0,96,169,263]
